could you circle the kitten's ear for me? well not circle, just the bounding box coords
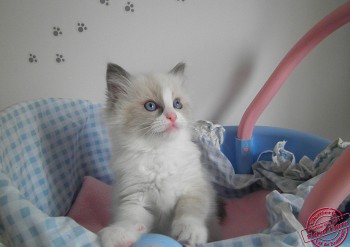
[107,63,130,81]
[169,62,186,76]
[106,63,131,101]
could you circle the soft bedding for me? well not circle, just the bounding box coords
[1,98,349,247]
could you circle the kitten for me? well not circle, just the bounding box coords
[99,63,220,247]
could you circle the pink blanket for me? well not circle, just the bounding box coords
[67,176,270,239]
[67,176,113,233]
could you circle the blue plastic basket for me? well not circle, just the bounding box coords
[221,126,331,174]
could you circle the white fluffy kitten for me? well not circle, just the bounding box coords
[99,63,220,247]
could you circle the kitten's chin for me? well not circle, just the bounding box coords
[157,127,179,139]
[165,124,178,133]
[153,125,185,140]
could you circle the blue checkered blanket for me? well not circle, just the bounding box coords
[0,99,112,247]
[0,98,349,247]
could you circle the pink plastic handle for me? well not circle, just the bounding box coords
[298,146,350,227]
[237,1,350,140]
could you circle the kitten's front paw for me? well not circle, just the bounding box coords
[99,225,139,247]
[171,217,208,247]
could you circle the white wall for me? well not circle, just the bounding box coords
[1,0,349,140]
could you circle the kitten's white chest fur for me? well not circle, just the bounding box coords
[139,150,182,207]
[114,132,202,215]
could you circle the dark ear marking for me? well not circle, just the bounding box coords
[169,62,186,75]
[107,63,131,82]
[106,63,131,102]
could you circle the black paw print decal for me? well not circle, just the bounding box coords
[28,54,38,63]
[77,23,88,32]
[125,2,135,12]
[100,0,109,6]
[53,27,63,36]
[56,54,65,63]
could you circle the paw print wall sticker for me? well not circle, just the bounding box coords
[56,54,65,63]
[53,27,63,36]
[100,0,109,6]
[28,54,38,63]
[77,23,88,33]
[125,2,135,12]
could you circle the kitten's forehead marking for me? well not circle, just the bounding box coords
[162,87,173,110]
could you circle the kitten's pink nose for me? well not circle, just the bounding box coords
[166,113,177,123]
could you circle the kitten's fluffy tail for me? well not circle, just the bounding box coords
[217,197,226,223]
[207,197,225,242]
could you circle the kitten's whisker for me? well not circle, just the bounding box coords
[139,125,151,131]
[141,126,155,136]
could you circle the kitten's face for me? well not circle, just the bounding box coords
[106,63,192,140]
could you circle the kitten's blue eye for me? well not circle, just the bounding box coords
[173,99,183,109]
[144,101,158,112]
